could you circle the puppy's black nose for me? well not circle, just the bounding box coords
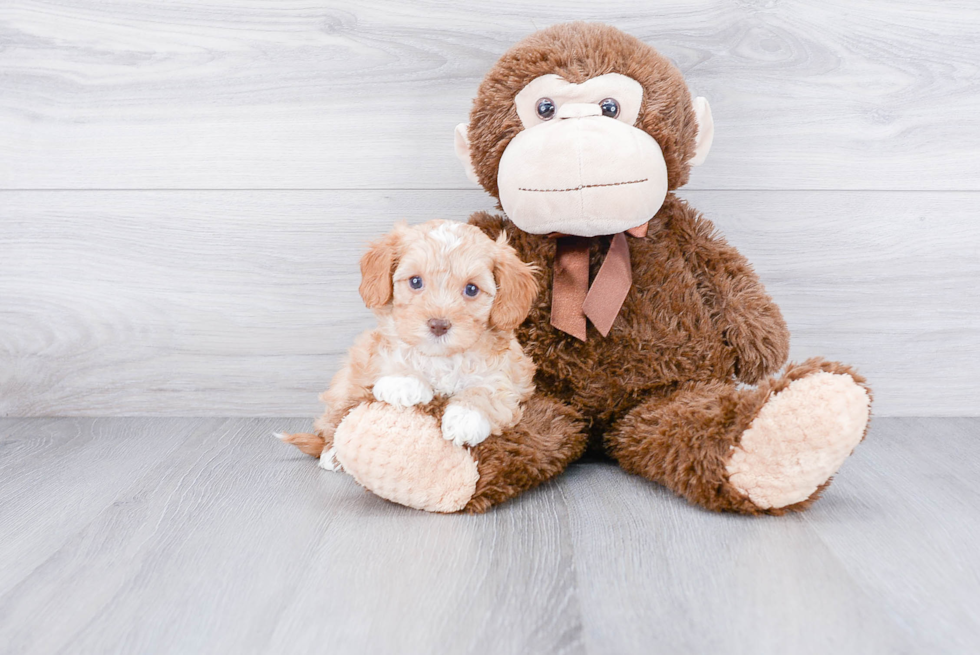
[427,318,451,337]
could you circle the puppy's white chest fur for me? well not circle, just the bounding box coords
[382,342,498,396]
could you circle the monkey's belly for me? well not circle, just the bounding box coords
[532,343,731,417]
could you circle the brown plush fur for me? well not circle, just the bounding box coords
[452,22,871,514]
[465,199,871,514]
[470,194,790,436]
[388,395,585,510]
[607,357,872,515]
[465,395,587,513]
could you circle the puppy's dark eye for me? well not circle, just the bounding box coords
[599,98,620,118]
[409,276,423,290]
[536,98,556,120]
[463,283,480,298]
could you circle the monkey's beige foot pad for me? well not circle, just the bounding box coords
[726,371,871,510]
[333,402,479,513]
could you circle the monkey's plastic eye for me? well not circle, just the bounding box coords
[409,276,423,290]
[536,98,556,120]
[463,283,480,298]
[599,98,620,118]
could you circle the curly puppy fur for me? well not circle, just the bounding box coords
[454,22,871,514]
[280,219,538,459]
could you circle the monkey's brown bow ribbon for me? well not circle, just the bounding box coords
[550,222,648,341]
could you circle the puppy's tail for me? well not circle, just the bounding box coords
[273,431,325,457]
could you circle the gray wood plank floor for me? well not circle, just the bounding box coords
[1,417,978,654]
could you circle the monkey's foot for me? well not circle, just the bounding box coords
[333,402,479,513]
[726,368,871,510]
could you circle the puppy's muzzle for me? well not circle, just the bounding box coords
[427,318,451,337]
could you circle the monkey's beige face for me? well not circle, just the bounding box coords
[499,74,667,236]
[456,73,713,237]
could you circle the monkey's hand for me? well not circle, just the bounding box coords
[723,316,790,386]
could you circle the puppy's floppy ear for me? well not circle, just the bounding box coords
[490,233,539,331]
[359,227,402,308]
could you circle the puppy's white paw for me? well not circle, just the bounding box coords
[372,376,434,407]
[319,447,341,472]
[441,404,492,448]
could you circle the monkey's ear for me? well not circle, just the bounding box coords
[359,230,400,308]
[690,97,714,166]
[490,234,539,331]
[454,123,481,184]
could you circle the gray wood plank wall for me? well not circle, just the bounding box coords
[1,1,978,416]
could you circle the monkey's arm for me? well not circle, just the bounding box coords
[671,202,790,384]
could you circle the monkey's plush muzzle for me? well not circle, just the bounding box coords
[496,115,669,237]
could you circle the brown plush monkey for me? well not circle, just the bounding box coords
[286,22,872,515]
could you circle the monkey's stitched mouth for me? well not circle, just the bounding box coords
[518,178,648,193]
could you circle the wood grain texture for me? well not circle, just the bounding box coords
[0,189,492,417]
[1,0,978,190]
[2,189,977,417]
[803,417,980,653]
[0,418,225,597]
[560,466,912,654]
[0,417,584,655]
[1,417,978,654]
[560,417,980,653]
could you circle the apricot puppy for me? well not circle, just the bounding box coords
[278,219,539,471]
